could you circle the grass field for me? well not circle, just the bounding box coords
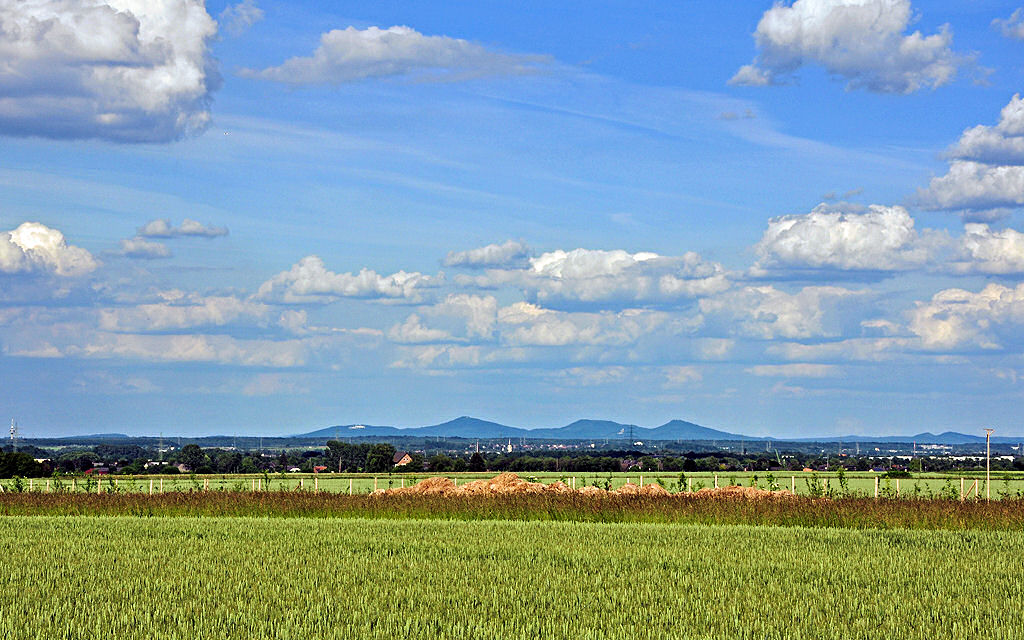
[3,490,1024,530]
[6,470,1024,499]
[2,516,1021,640]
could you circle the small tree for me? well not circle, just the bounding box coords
[178,444,207,472]
[468,452,485,472]
[365,444,397,474]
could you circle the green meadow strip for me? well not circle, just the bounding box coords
[2,491,1023,530]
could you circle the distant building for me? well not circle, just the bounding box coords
[393,451,413,467]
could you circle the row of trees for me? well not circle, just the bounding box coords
[5,441,1023,478]
[0,452,48,479]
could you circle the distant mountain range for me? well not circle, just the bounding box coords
[297,417,1022,444]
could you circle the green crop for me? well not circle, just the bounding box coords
[2,516,1022,640]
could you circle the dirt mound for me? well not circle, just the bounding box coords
[692,485,795,500]
[578,485,605,496]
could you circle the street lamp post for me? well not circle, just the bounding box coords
[984,428,995,500]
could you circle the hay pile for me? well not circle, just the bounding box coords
[612,482,670,496]
[692,485,796,499]
[372,472,556,497]
[371,473,792,499]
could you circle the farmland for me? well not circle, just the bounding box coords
[2,515,1022,640]
[4,469,1024,499]
[4,473,1023,639]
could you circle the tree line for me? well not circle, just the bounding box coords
[3,441,1023,478]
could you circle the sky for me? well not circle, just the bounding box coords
[3,0,1024,438]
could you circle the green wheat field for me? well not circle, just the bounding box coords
[2,514,1022,640]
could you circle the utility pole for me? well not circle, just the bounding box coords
[984,428,994,500]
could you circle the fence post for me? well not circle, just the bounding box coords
[374,477,378,492]
[895,478,900,497]
[203,478,209,491]
[687,477,692,492]
[160,478,163,492]
[714,474,718,489]
[960,477,964,501]
[149,479,153,495]
[401,478,405,488]
[348,478,353,495]
[46,479,50,492]
[791,476,796,494]
[640,475,644,488]
[97,477,102,495]
[874,476,879,499]
[29,478,33,491]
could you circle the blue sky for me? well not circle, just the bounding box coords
[3,0,1024,438]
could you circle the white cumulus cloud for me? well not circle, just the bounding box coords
[0,222,97,276]
[948,94,1024,166]
[745,363,839,377]
[443,240,529,269]
[952,223,1024,274]
[138,218,228,238]
[241,25,546,85]
[918,161,1024,218]
[97,293,273,333]
[497,302,675,347]
[731,0,961,94]
[387,314,452,344]
[700,286,865,340]
[257,255,437,304]
[218,0,263,37]
[909,283,1024,351]
[117,237,171,259]
[0,0,218,142]
[461,248,730,308]
[993,8,1024,40]
[919,96,1024,219]
[753,204,944,273]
